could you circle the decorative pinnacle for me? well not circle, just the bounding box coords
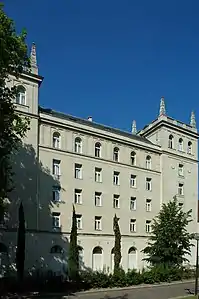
[159,96,166,117]
[30,42,38,74]
[132,120,137,134]
[190,111,196,128]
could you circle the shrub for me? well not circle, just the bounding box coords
[111,268,127,287]
[126,269,143,285]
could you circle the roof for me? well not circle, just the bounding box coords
[39,107,153,145]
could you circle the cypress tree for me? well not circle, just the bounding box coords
[113,214,121,271]
[68,205,79,281]
[16,202,25,282]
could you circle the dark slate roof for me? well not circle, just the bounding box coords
[39,107,153,145]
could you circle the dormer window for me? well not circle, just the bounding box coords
[95,142,101,158]
[178,138,183,152]
[75,137,82,153]
[146,155,152,169]
[130,151,136,166]
[113,147,119,162]
[16,85,26,105]
[187,141,192,154]
[53,132,61,149]
[168,135,174,149]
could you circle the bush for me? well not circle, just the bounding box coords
[111,268,127,287]
[126,269,143,285]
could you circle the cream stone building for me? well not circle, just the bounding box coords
[0,44,198,276]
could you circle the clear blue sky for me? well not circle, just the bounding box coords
[4,0,199,132]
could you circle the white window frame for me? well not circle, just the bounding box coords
[113,171,120,185]
[76,214,82,229]
[146,156,151,169]
[52,186,61,202]
[168,135,174,149]
[130,174,136,188]
[187,142,192,154]
[146,220,151,233]
[95,216,102,230]
[113,194,120,209]
[52,212,60,228]
[95,143,101,158]
[52,159,61,177]
[130,219,136,232]
[130,197,136,211]
[75,137,82,153]
[131,152,136,166]
[16,86,26,105]
[95,192,102,207]
[178,138,183,152]
[113,147,119,162]
[178,183,184,196]
[146,178,152,191]
[52,132,61,149]
[75,163,82,179]
[95,168,102,182]
[146,199,152,212]
[74,189,82,204]
[178,164,184,177]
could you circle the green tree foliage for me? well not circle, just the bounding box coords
[0,4,30,221]
[16,202,25,282]
[68,205,79,281]
[143,198,193,267]
[113,214,121,271]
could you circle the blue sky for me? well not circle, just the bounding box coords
[4,0,199,132]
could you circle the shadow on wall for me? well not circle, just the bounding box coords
[0,142,69,277]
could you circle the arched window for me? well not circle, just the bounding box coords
[113,147,119,162]
[168,135,174,149]
[146,155,151,169]
[95,142,101,158]
[50,245,63,254]
[128,247,137,270]
[178,138,183,152]
[74,137,82,153]
[92,246,103,271]
[111,248,115,271]
[16,85,26,105]
[187,141,192,154]
[52,132,61,149]
[130,151,136,166]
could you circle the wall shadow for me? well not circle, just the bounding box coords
[0,142,69,278]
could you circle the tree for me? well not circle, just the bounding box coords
[16,202,25,282]
[0,4,30,221]
[68,205,79,281]
[113,214,121,271]
[143,198,193,267]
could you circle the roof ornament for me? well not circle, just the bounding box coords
[159,96,166,117]
[132,120,137,134]
[30,42,38,74]
[190,111,196,128]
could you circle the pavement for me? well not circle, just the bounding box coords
[35,281,196,299]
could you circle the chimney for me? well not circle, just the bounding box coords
[88,116,92,122]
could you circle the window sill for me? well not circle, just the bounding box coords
[75,177,83,180]
[130,186,137,189]
[95,181,102,183]
[15,103,29,108]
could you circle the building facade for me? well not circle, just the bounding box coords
[0,44,198,276]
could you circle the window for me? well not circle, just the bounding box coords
[95,216,102,230]
[52,132,61,149]
[52,159,61,177]
[146,156,151,169]
[178,138,183,151]
[130,174,136,188]
[146,220,151,233]
[95,142,101,157]
[52,186,61,202]
[95,167,102,182]
[52,212,60,228]
[178,164,184,177]
[179,202,183,208]
[50,245,63,254]
[113,147,119,162]
[187,141,192,154]
[75,163,82,179]
[146,178,152,191]
[74,137,82,153]
[74,189,82,204]
[113,171,120,185]
[168,135,174,149]
[113,194,120,208]
[76,214,82,229]
[16,85,26,105]
[130,197,136,211]
[95,192,102,207]
[178,183,184,196]
[130,151,136,166]
[130,219,136,232]
[146,199,152,212]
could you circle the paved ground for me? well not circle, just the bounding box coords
[59,281,195,299]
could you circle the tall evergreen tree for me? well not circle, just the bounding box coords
[68,205,79,281]
[143,198,193,267]
[16,202,25,282]
[113,214,121,271]
[0,4,30,221]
